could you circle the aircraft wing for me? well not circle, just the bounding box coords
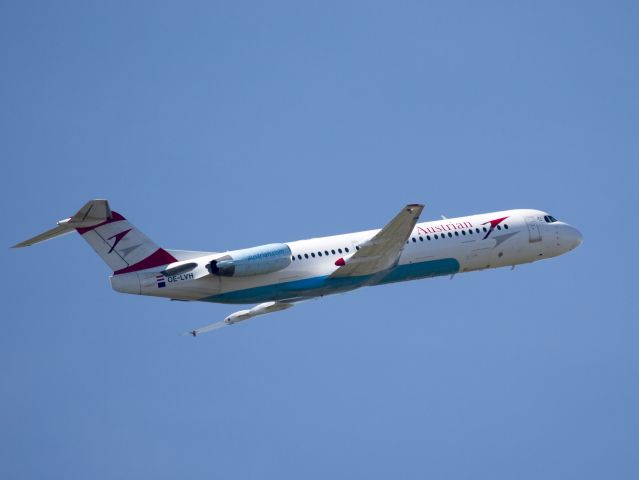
[330,204,424,278]
[185,301,295,336]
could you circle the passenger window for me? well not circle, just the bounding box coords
[454,231,459,236]
[497,225,501,230]
[427,235,431,240]
[461,230,466,235]
[476,228,480,233]
[311,253,315,258]
[298,255,302,260]
[469,229,473,235]
[504,224,509,229]
[412,237,416,243]
[325,250,329,255]
[292,256,295,261]
[482,227,487,232]
[419,236,423,241]
[345,247,350,252]
[338,248,342,254]
[331,249,336,254]
[448,232,452,238]
[304,254,309,259]
[318,252,322,257]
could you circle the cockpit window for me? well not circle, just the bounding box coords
[544,215,558,223]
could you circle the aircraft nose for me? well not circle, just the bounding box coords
[563,225,583,250]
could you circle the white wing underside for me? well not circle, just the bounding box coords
[185,301,296,337]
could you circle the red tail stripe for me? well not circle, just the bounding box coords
[76,211,126,234]
[113,249,177,275]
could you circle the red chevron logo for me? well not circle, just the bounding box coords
[481,217,508,239]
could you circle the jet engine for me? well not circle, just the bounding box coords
[208,243,292,277]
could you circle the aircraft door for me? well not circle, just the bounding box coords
[525,216,542,243]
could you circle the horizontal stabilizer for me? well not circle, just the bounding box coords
[12,224,75,248]
[13,199,111,248]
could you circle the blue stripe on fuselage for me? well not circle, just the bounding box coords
[376,257,460,284]
[201,258,460,304]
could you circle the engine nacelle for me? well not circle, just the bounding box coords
[208,243,292,277]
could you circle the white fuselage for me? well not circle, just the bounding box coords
[110,208,582,304]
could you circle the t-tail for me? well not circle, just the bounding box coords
[12,199,177,274]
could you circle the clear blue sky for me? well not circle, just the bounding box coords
[1,1,638,478]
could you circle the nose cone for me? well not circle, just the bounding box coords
[563,225,583,250]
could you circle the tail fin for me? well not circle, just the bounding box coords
[13,199,176,274]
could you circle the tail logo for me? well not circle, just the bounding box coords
[107,229,132,253]
[481,216,508,239]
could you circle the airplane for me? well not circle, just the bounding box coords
[13,200,582,336]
